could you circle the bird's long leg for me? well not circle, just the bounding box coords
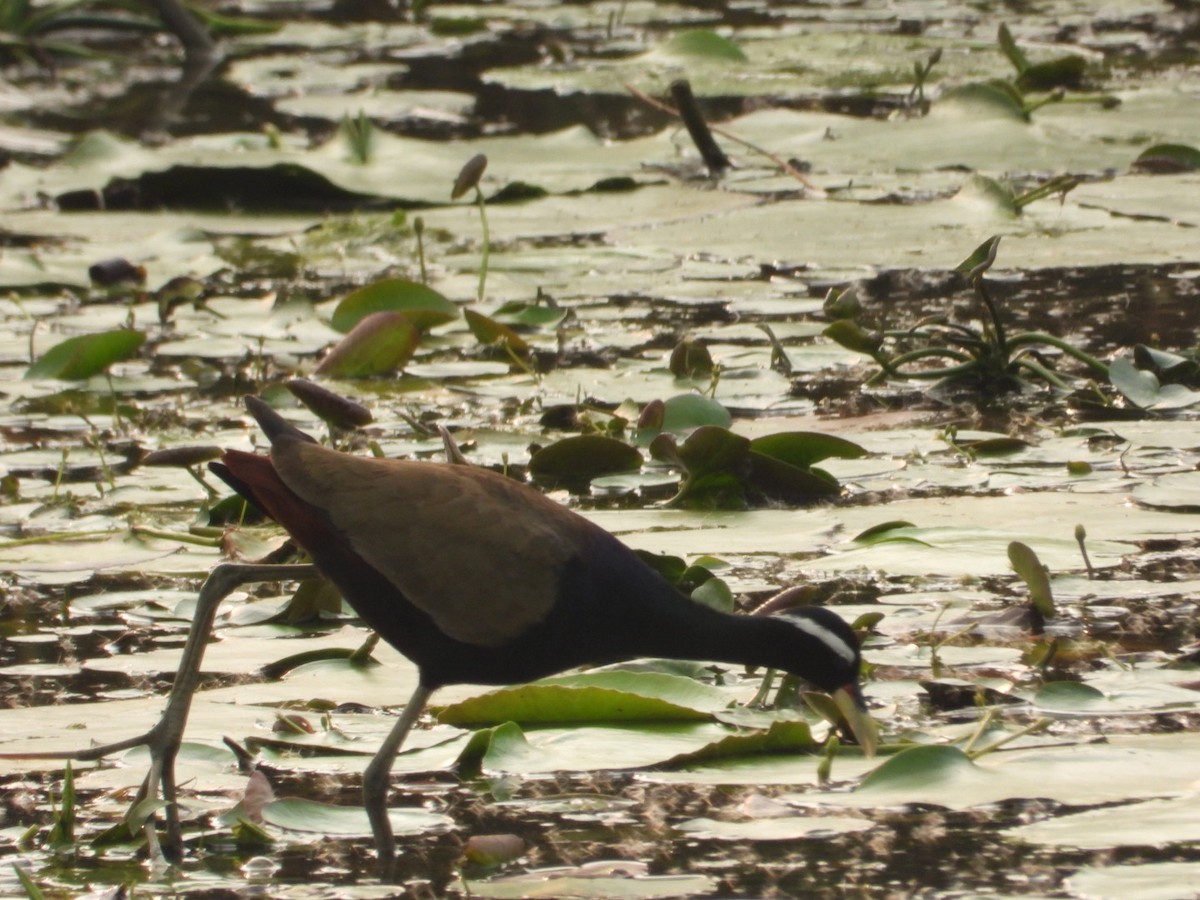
[1,562,320,861]
[142,562,320,859]
[363,683,433,873]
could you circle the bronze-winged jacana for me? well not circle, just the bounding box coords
[51,395,875,869]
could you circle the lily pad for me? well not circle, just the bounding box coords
[26,329,145,380]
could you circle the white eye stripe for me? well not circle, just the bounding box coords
[788,617,857,665]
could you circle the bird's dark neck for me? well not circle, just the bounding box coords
[610,590,805,672]
[545,532,822,677]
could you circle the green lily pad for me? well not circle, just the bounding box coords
[436,671,729,725]
[262,797,452,836]
[528,434,643,482]
[314,311,421,377]
[26,328,145,380]
[330,278,459,333]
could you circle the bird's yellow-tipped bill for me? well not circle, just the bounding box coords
[833,686,878,757]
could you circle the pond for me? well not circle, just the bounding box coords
[1,1,1200,897]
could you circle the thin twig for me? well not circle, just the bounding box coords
[626,83,823,193]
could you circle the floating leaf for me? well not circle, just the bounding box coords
[329,278,458,333]
[956,175,1019,216]
[676,425,751,479]
[859,744,979,792]
[747,452,840,501]
[1033,681,1107,711]
[852,521,919,543]
[677,813,872,842]
[261,797,451,836]
[492,299,567,329]
[664,720,818,767]
[1066,862,1200,899]
[1132,143,1200,174]
[464,308,531,354]
[314,311,420,378]
[463,861,716,899]
[26,328,145,380]
[749,432,867,470]
[690,576,733,613]
[437,672,729,726]
[958,436,1030,455]
[529,434,643,482]
[938,82,1028,121]
[1008,541,1055,618]
[659,394,733,432]
[657,29,748,63]
[1109,357,1200,410]
[1017,56,1085,91]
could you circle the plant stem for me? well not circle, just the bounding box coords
[414,216,428,284]
[474,186,489,302]
[1006,332,1109,376]
[1013,357,1072,390]
[884,347,975,376]
[973,277,1008,361]
[131,525,222,547]
[0,529,116,549]
[967,717,1052,760]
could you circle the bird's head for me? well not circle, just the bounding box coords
[776,606,877,755]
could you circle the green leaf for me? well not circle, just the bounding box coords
[859,744,978,791]
[529,434,643,482]
[852,521,918,543]
[1033,681,1107,711]
[939,82,1029,121]
[1016,55,1086,91]
[463,863,716,899]
[746,452,841,502]
[456,721,534,776]
[1007,540,1055,618]
[823,319,882,356]
[749,432,867,469]
[314,311,421,378]
[958,436,1029,455]
[690,575,733,612]
[329,278,458,333]
[11,865,45,900]
[955,234,1004,278]
[46,761,75,848]
[1133,143,1200,174]
[676,425,751,479]
[492,300,567,329]
[1109,357,1200,411]
[658,29,748,63]
[660,394,733,432]
[261,797,451,836]
[664,720,818,767]
[26,328,145,380]
[464,308,531,354]
[996,23,1030,74]
[437,672,729,726]
[957,175,1019,216]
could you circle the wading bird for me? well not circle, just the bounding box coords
[46,395,876,870]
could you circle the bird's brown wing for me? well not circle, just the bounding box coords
[270,439,586,647]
